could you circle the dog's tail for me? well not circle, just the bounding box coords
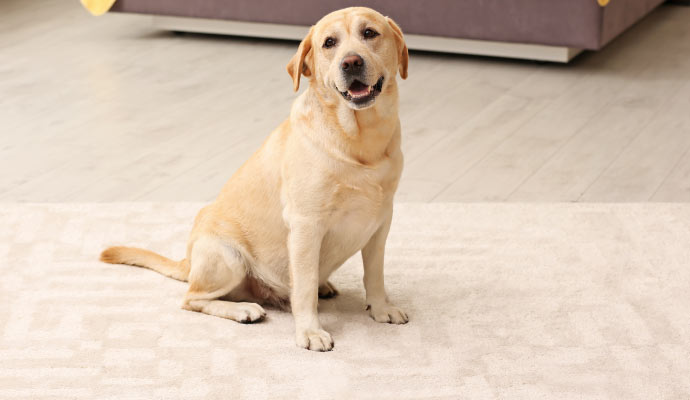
[100,246,190,282]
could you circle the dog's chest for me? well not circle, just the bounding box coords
[320,156,400,271]
[329,184,384,242]
[320,193,383,274]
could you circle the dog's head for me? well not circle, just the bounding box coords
[287,7,408,110]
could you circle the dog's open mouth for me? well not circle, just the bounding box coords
[340,77,384,105]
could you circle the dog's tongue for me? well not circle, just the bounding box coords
[348,80,370,96]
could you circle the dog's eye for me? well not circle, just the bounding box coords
[323,37,336,48]
[363,28,379,39]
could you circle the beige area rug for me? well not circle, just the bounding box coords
[1,203,689,399]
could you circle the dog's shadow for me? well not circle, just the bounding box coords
[321,288,366,312]
[314,287,379,335]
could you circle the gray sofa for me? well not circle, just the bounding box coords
[110,0,666,62]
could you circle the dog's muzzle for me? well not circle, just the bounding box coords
[339,76,384,106]
[337,53,384,107]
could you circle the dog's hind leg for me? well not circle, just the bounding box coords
[182,236,266,323]
[318,281,339,299]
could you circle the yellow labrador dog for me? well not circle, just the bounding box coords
[101,7,409,352]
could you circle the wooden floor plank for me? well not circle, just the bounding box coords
[510,53,690,201]
[580,82,690,202]
[652,146,690,202]
[433,48,649,202]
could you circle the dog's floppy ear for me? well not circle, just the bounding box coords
[287,27,314,92]
[386,17,408,79]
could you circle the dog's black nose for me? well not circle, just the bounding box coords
[341,54,364,73]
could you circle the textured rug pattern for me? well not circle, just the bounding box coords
[1,203,689,399]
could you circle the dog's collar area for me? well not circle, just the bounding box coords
[340,76,384,105]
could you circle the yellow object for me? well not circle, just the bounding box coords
[598,0,610,6]
[80,0,117,16]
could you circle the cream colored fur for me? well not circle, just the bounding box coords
[100,7,409,351]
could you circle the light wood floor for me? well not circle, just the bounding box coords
[2,0,689,202]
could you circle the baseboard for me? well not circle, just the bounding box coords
[150,15,582,63]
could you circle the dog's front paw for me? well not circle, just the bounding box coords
[296,328,334,352]
[367,302,409,324]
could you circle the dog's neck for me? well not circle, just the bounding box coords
[293,80,401,165]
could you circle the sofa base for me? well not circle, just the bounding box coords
[150,15,582,63]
